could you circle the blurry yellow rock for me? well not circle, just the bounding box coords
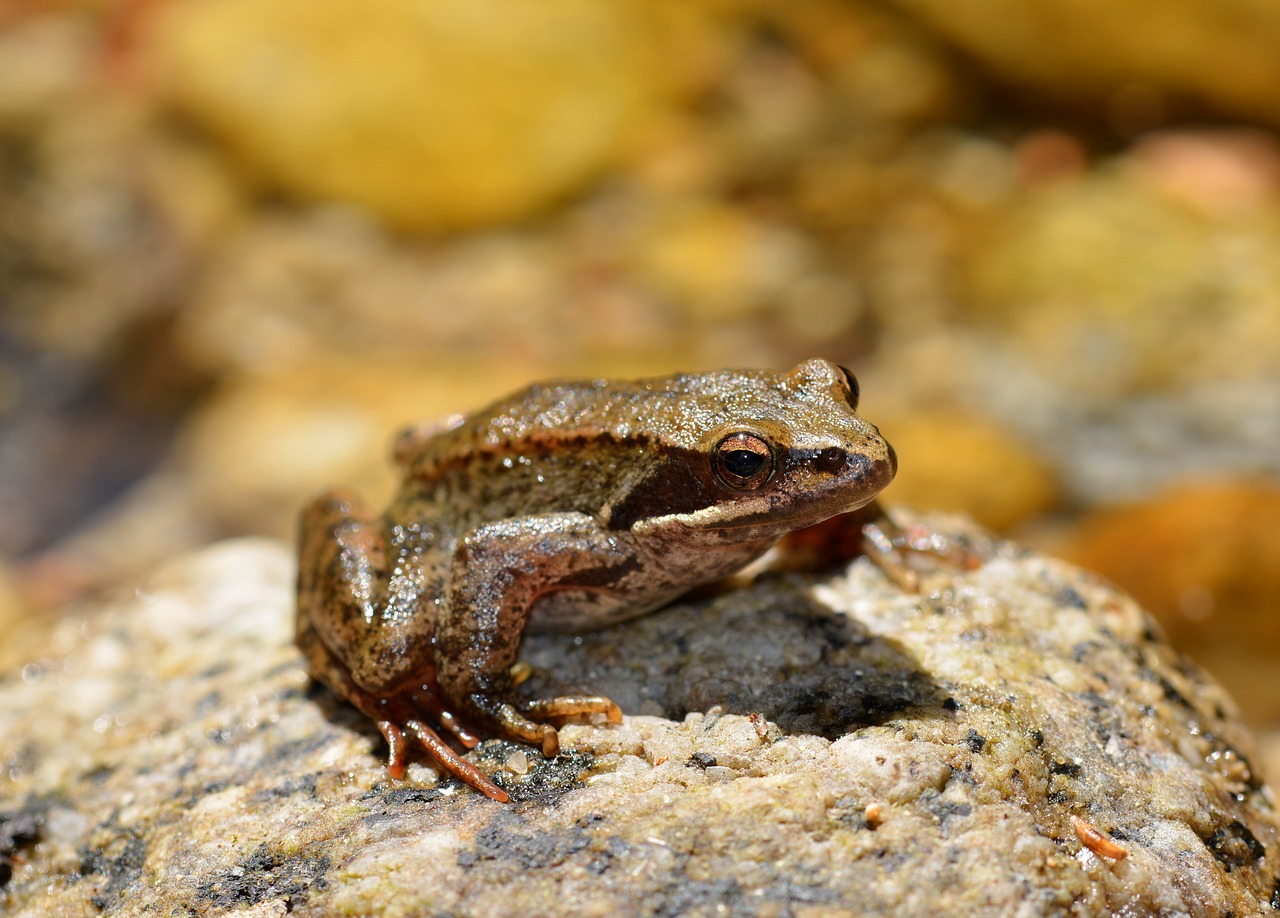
[630,200,815,321]
[149,0,705,230]
[961,154,1280,393]
[172,356,548,538]
[879,409,1059,532]
[882,0,1280,129]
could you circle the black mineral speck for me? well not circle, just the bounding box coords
[78,830,147,910]
[1056,586,1088,610]
[1158,675,1192,709]
[919,789,973,824]
[1204,820,1267,871]
[963,729,986,753]
[364,785,442,807]
[1050,760,1082,777]
[459,810,591,870]
[195,844,329,909]
[643,874,742,918]
[687,752,717,769]
[251,773,319,802]
[0,810,42,889]
[81,765,114,786]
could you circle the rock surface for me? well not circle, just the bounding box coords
[2,516,1277,915]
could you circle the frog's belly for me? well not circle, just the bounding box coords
[526,587,678,633]
[525,538,771,632]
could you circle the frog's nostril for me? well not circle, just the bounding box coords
[815,446,846,473]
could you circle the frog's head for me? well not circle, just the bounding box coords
[612,358,897,544]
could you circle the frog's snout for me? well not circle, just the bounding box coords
[882,436,898,481]
[848,449,894,490]
[850,425,896,494]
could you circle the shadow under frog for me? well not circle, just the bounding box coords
[517,572,947,741]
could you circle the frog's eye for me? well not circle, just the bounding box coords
[837,365,860,409]
[712,432,775,490]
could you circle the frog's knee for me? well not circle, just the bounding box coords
[301,488,368,531]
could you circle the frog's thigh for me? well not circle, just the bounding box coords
[298,488,382,631]
[297,490,427,693]
[434,512,628,694]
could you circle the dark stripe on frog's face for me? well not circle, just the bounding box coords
[606,424,896,537]
[605,445,721,531]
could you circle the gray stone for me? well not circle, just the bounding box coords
[1,515,1276,916]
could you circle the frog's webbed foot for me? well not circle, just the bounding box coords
[861,513,985,592]
[375,685,620,797]
[353,680,512,803]
[780,500,988,590]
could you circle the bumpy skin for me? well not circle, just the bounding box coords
[296,359,897,801]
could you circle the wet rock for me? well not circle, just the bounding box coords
[1,518,1276,915]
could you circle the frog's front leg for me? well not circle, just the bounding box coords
[780,501,987,590]
[433,513,626,757]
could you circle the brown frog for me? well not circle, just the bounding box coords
[296,358,896,801]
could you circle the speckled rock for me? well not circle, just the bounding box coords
[2,517,1277,916]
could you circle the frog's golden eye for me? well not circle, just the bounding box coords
[837,365,860,409]
[712,432,775,490]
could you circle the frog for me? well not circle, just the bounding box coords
[296,358,897,802]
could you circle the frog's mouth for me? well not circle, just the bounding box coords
[665,449,897,541]
[681,490,882,536]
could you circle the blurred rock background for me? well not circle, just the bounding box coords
[2,0,1278,771]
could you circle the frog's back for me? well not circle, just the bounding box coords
[397,376,686,528]
[392,364,848,531]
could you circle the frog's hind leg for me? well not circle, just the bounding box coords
[297,489,509,801]
[350,683,510,802]
[298,620,510,801]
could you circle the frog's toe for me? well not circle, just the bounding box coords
[524,696,623,725]
[484,695,624,757]
[336,679,509,801]
[409,688,481,749]
[386,697,510,802]
[862,518,986,592]
[374,717,409,780]
[489,701,561,756]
